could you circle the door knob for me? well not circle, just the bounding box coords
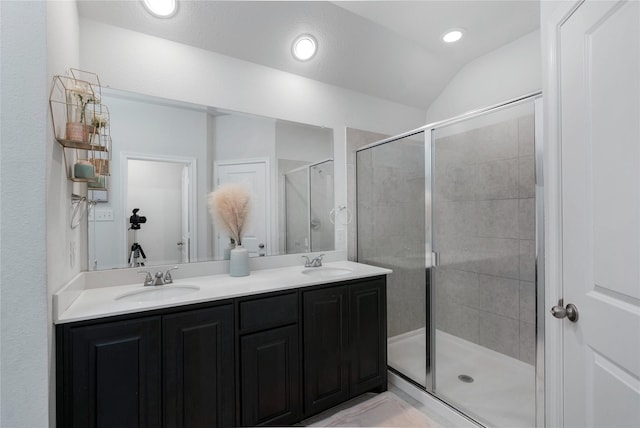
[551,302,579,322]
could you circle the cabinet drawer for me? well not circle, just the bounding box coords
[239,292,298,332]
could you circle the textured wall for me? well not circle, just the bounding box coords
[433,113,536,364]
[357,135,426,338]
[346,128,390,262]
[0,1,49,426]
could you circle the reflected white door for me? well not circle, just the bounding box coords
[560,1,640,426]
[215,160,269,257]
[127,159,184,266]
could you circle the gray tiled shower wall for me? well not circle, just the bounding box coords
[347,128,390,262]
[433,114,536,365]
[356,133,427,338]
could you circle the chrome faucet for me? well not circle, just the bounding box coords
[138,270,154,286]
[164,266,178,284]
[138,266,179,286]
[302,253,325,268]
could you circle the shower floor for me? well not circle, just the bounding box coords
[388,329,535,428]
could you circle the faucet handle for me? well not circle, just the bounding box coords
[312,254,325,267]
[164,266,179,284]
[137,270,153,286]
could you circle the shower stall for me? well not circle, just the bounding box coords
[356,94,543,427]
[283,159,335,254]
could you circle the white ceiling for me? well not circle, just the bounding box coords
[77,1,540,111]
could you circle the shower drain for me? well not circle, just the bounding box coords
[458,374,474,383]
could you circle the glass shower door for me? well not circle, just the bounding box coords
[309,160,334,251]
[431,101,537,427]
[356,131,428,387]
[284,168,310,254]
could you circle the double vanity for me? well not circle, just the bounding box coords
[55,260,390,427]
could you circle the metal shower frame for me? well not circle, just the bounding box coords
[355,91,544,427]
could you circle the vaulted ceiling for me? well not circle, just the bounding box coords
[77,1,540,110]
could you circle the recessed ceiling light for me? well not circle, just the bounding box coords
[442,29,464,43]
[292,34,318,61]
[142,0,177,18]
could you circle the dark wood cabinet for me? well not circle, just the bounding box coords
[349,277,387,395]
[239,325,300,426]
[237,291,300,426]
[58,316,162,428]
[163,305,234,428]
[302,285,350,416]
[57,303,234,428]
[57,275,386,427]
[302,277,387,417]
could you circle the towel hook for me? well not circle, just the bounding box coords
[71,194,95,229]
[329,205,353,225]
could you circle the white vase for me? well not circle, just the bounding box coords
[229,245,249,277]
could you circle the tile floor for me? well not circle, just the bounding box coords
[306,391,441,427]
[300,389,448,427]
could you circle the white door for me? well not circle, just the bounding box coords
[215,160,269,257]
[559,1,640,426]
[127,159,184,266]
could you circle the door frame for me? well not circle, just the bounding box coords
[120,152,198,266]
[213,157,272,258]
[542,1,585,426]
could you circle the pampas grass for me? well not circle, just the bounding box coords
[208,183,251,246]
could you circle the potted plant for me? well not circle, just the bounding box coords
[208,183,251,277]
[65,82,97,143]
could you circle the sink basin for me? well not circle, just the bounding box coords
[301,267,353,278]
[115,285,200,303]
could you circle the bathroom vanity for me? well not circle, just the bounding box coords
[55,261,389,427]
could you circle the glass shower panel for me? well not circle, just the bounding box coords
[431,101,536,427]
[356,132,427,387]
[309,160,335,252]
[284,168,309,254]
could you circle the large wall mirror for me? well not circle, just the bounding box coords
[88,89,334,270]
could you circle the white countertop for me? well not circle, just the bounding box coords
[54,261,391,324]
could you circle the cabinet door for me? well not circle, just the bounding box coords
[64,317,162,428]
[350,278,387,396]
[163,305,234,428]
[240,325,300,426]
[303,285,349,417]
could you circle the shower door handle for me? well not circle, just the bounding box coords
[551,301,579,322]
[431,252,440,267]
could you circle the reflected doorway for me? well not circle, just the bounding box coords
[123,155,196,267]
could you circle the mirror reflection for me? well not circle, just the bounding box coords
[88,89,334,270]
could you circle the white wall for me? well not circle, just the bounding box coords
[0,1,49,426]
[46,2,82,425]
[426,30,541,123]
[276,121,333,163]
[214,114,276,162]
